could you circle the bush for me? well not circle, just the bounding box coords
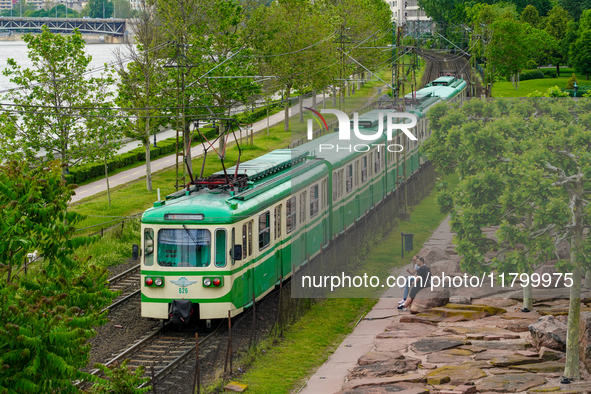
[518,69,545,81]
[235,103,280,124]
[541,69,558,78]
[564,85,591,96]
[566,73,578,89]
[66,128,219,185]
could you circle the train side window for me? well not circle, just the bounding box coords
[273,207,277,239]
[231,228,235,265]
[320,181,324,209]
[248,221,253,256]
[375,150,381,173]
[310,184,319,217]
[259,211,270,250]
[361,156,368,182]
[354,161,359,186]
[286,196,296,233]
[274,205,282,240]
[300,191,307,223]
[144,228,154,266]
[332,172,338,201]
[369,153,373,176]
[215,229,227,267]
[321,179,327,208]
[277,204,281,238]
[346,164,353,193]
[242,224,247,259]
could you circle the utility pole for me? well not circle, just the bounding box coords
[391,20,396,99]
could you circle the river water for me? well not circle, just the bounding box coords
[0,41,126,92]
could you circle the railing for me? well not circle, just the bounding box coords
[0,17,127,36]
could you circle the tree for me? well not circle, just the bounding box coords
[155,0,262,178]
[489,19,531,85]
[526,27,559,70]
[544,5,572,76]
[0,27,121,183]
[249,0,335,132]
[567,72,578,88]
[521,5,541,27]
[87,0,114,18]
[423,98,591,380]
[558,0,591,21]
[116,0,167,192]
[113,0,134,19]
[0,160,115,393]
[570,30,591,79]
[417,0,464,23]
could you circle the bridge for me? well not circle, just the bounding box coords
[0,17,126,36]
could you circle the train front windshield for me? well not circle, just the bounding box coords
[157,229,211,267]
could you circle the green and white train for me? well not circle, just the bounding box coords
[140,76,467,322]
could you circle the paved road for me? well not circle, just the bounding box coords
[71,94,327,204]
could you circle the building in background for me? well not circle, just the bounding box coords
[388,0,432,34]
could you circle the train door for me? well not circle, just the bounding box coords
[274,204,283,282]
[242,220,254,306]
[300,191,307,263]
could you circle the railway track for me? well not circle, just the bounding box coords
[102,263,141,312]
[84,322,219,391]
[418,50,474,94]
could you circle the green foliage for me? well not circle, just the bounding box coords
[66,130,217,185]
[521,4,541,27]
[113,0,134,18]
[489,19,534,79]
[512,69,545,82]
[76,219,140,267]
[545,5,572,40]
[0,27,120,182]
[558,0,591,21]
[0,161,115,393]
[541,69,558,78]
[566,72,578,88]
[527,86,570,96]
[422,98,591,378]
[570,29,591,79]
[87,0,114,18]
[88,360,151,394]
[15,5,80,18]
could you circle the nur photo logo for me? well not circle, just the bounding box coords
[305,108,419,153]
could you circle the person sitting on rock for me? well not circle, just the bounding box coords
[399,255,420,306]
[398,257,430,311]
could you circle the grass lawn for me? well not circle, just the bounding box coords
[492,76,572,97]
[225,172,459,394]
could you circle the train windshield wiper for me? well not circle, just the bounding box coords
[182,225,199,246]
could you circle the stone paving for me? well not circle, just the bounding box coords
[299,217,591,394]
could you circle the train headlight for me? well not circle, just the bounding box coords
[145,277,153,286]
[203,277,223,287]
[154,278,163,287]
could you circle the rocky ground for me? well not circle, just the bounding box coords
[335,242,591,394]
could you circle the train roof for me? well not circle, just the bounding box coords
[141,111,398,225]
[430,76,456,86]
